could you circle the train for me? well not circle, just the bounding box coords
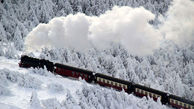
[19,55,194,109]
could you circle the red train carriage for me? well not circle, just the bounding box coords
[94,73,133,93]
[54,63,94,82]
[168,94,194,109]
[134,84,168,104]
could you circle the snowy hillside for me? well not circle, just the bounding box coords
[0,0,194,108]
[0,57,171,109]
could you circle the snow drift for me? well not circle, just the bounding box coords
[25,6,162,56]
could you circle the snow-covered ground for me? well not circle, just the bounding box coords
[1,0,194,108]
[0,57,172,109]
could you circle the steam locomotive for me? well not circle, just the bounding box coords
[19,55,194,109]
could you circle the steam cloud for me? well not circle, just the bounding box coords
[25,0,194,56]
[25,6,161,56]
[159,0,194,46]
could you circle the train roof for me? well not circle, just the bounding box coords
[169,94,194,105]
[21,55,53,64]
[134,83,167,95]
[21,55,40,62]
[95,73,131,85]
[55,63,93,75]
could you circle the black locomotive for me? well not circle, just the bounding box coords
[19,55,194,109]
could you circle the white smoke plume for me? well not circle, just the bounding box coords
[159,0,194,46]
[25,6,162,56]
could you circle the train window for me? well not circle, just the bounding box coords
[140,89,142,94]
[110,81,113,85]
[140,89,143,94]
[151,93,153,97]
[180,102,182,106]
[138,88,140,93]
[113,82,115,86]
[108,80,110,84]
[137,89,139,93]
[175,100,178,105]
[182,103,184,107]
[147,92,150,96]
[185,104,188,108]
[170,99,172,103]
[80,73,83,76]
[142,90,145,94]
[142,90,145,95]
[153,94,155,98]
[105,79,107,83]
[76,72,79,75]
[147,92,149,96]
[147,91,149,95]
[145,91,147,95]
[155,94,159,98]
[140,89,142,93]
[184,103,186,107]
[101,78,104,82]
[146,91,148,95]
[125,85,127,89]
[173,99,176,104]
[137,88,140,93]
[149,93,152,97]
[173,100,176,104]
[72,72,75,76]
[97,77,99,81]
[109,81,112,85]
[85,74,87,78]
